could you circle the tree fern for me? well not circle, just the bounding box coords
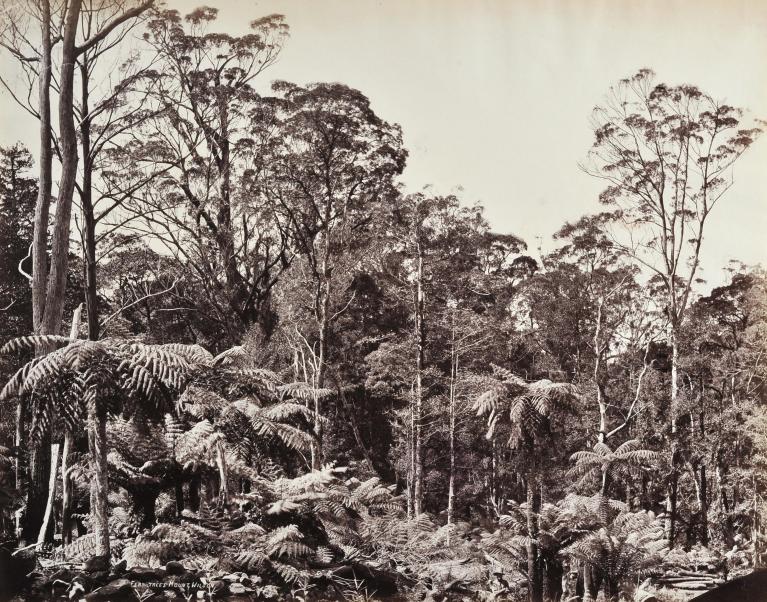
[569,439,659,496]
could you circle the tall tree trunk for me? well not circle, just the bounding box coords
[582,563,596,602]
[188,475,201,512]
[446,315,457,540]
[175,481,184,517]
[31,0,52,333]
[413,245,425,516]
[21,441,50,544]
[40,0,80,336]
[80,56,99,341]
[88,410,110,557]
[37,443,60,545]
[24,0,54,546]
[406,397,415,520]
[215,441,229,506]
[666,329,680,546]
[14,403,22,492]
[311,231,332,470]
[527,474,543,602]
[60,433,74,544]
[753,474,760,568]
[61,305,82,544]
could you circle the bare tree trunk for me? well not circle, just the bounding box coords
[666,329,680,546]
[407,397,414,520]
[582,563,595,602]
[31,0,52,333]
[413,246,425,516]
[215,441,229,505]
[700,463,708,546]
[88,409,110,557]
[36,443,59,545]
[527,474,543,602]
[61,305,82,544]
[60,433,74,544]
[446,313,457,541]
[312,233,332,470]
[40,0,80,336]
[22,441,50,544]
[79,55,99,341]
[754,474,760,567]
[24,0,54,546]
[14,403,22,491]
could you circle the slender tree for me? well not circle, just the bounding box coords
[584,69,762,544]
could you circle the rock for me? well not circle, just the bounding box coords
[690,569,767,601]
[71,573,93,590]
[172,571,201,584]
[84,578,138,601]
[25,572,49,600]
[84,554,111,573]
[48,567,75,584]
[111,559,128,576]
[89,570,111,584]
[228,582,249,594]
[68,580,87,600]
[222,571,247,582]
[1,547,37,599]
[50,577,70,596]
[126,566,166,581]
[165,560,186,575]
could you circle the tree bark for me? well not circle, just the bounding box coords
[61,305,82,544]
[22,438,50,544]
[40,0,81,336]
[215,441,229,506]
[79,55,99,341]
[188,475,201,512]
[666,329,680,546]
[23,0,54,546]
[413,244,425,516]
[36,443,60,545]
[60,433,74,544]
[311,229,333,470]
[88,410,111,557]
[446,314,457,539]
[527,474,543,602]
[31,0,52,333]
[175,481,184,517]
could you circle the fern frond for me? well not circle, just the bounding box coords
[0,335,72,354]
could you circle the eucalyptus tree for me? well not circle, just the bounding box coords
[118,7,291,345]
[584,69,763,543]
[373,194,525,516]
[681,267,767,546]
[525,215,662,445]
[259,81,406,468]
[0,0,158,544]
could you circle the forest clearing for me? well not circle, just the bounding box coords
[0,1,765,601]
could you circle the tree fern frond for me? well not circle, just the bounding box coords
[0,335,72,354]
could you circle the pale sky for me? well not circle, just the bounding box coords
[1,0,765,287]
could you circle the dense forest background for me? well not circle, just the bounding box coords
[0,3,765,601]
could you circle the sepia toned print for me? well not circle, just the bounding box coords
[0,1,764,600]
